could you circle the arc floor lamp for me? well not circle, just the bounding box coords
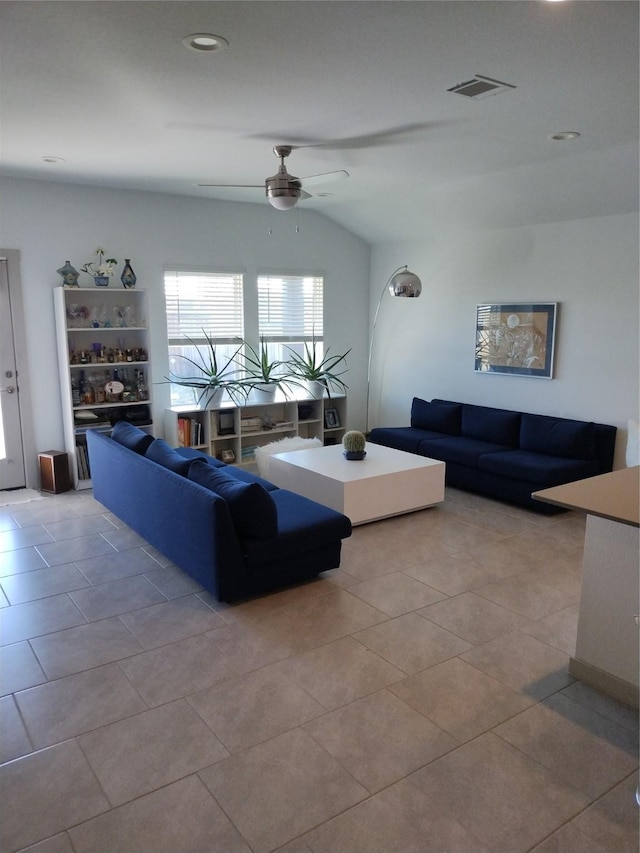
[365,265,422,435]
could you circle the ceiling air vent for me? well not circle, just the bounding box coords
[448,74,516,100]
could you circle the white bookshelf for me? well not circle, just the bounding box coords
[54,287,153,489]
[165,393,346,466]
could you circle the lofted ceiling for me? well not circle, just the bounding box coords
[0,0,638,244]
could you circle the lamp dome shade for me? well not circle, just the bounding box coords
[388,268,422,298]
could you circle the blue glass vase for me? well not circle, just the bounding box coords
[120,259,137,289]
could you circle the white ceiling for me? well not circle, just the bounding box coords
[1,1,638,244]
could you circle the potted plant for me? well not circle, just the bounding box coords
[342,430,367,460]
[164,330,246,408]
[285,334,350,399]
[239,337,289,401]
[81,247,118,286]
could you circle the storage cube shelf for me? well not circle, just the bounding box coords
[54,287,154,489]
[166,394,346,465]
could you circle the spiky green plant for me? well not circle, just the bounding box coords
[164,330,246,406]
[285,334,350,398]
[342,430,366,453]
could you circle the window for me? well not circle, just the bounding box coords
[164,269,244,405]
[257,273,324,367]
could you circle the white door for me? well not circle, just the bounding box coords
[0,257,26,489]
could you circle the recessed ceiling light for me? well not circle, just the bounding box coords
[182,33,228,53]
[42,155,66,164]
[549,131,580,141]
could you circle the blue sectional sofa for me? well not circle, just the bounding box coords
[87,424,352,601]
[368,397,617,513]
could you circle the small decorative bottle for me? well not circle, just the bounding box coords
[57,260,80,288]
[120,259,137,289]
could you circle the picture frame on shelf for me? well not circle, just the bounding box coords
[218,411,235,435]
[324,408,340,429]
[221,449,235,463]
[474,302,558,379]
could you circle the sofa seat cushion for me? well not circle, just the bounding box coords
[478,450,600,486]
[411,398,462,434]
[145,439,192,475]
[520,414,597,460]
[242,489,352,568]
[418,436,513,468]
[188,459,278,540]
[111,421,154,454]
[368,427,448,454]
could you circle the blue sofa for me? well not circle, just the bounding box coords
[368,397,617,513]
[86,424,352,601]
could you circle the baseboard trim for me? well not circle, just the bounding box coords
[569,657,639,709]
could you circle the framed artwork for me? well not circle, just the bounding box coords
[475,303,558,378]
[324,408,340,429]
[218,411,235,435]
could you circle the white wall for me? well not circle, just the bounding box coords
[0,177,370,484]
[2,173,637,484]
[370,213,639,469]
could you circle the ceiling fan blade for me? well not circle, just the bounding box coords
[197,183,264,188]
[300,189,312,200]
[269,121,451,152]
[302,170,349,188]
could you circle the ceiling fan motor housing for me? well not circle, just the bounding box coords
[266,147,301,207]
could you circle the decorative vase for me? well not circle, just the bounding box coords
[120,259,137,289]
[196,387,224,409]
[94,275,110,287]
[57,260,80,287]
[304,380,326,399]
[248,382,278,402]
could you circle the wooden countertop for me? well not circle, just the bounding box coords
[533,466,639,528]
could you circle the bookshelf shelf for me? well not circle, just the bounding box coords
[166,394,346,465]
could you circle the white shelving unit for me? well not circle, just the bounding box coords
[54,287,153,489]
[165,393,346,466]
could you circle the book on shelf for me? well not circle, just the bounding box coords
[76,444,91,480]
[177,416,204,447]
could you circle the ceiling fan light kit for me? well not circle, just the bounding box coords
[266,146,302,209]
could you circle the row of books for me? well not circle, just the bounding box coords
[76,444,91,480]
[240,416,263,433]
[177,417,204,448]
[241,445,259,462]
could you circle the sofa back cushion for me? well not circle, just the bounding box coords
[188,459,277,540]
[520,414,597,460]
[411,398,462,435]
[461,404,521,446]
[145,439,192,475]
[111,421,154,454]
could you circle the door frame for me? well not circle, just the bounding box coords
[0,250,36,488]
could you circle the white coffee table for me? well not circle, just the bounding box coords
[267,442,445,525]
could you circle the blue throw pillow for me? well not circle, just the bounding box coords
[145,439,192,475]
[520,414,596,460]
[410,398,462,434]
[111,421,154,454]
[188,459,277,540]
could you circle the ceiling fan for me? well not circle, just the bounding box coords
[198,145,349,210]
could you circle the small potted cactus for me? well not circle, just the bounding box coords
[342,429,367,460]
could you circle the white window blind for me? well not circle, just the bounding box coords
[257,274,323,342]
[164,270,244,343]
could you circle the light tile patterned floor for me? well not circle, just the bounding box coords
[0,487,637,853]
